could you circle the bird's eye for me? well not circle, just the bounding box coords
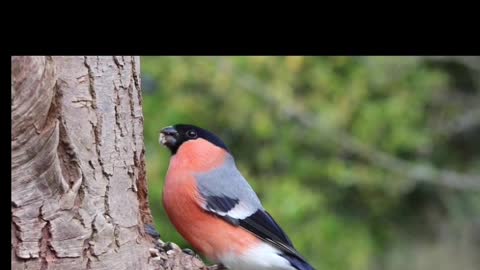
[186,130,197,138]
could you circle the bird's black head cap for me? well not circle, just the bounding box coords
[159,124,229,155]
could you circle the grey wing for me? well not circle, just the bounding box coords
[194,155,305,261]
[195,155,263,220]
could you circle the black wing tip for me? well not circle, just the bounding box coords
[280,253,316,270]
[241,210,294,247]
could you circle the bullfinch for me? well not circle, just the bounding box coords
[159,124,315,270]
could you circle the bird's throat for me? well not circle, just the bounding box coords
[173,139,228,173]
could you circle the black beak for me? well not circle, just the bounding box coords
[159,126,179,150]
[161,126,178,137]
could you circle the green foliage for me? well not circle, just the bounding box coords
[141,56,480,270]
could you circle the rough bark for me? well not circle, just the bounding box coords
[11,56,206,270]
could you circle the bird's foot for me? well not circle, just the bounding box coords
[162,241,180,251]
[208,263,228,270]
[182,248,196,256]
[154,240,164,251]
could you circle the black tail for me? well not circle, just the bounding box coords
[281,253,316,270]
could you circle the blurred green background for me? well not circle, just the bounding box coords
[141,56,480,270]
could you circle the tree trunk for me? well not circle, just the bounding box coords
[11,56,206,270]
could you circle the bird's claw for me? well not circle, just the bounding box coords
[182,248,196,256]
[208,263,228,270]
[163,241,182,252]
[154,241,164,250]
